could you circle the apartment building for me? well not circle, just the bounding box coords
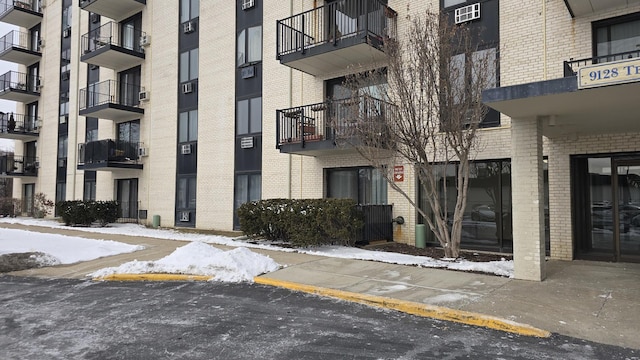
[0,0,638,281]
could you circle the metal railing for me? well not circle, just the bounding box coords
[78,139,141,165]
[0,70,40,93]
[0,154,38,176]
[276,0,396,58]
[356,204,393,244]
[81,21,146,55]
[0,112,39,133]
[79,79,143,110]
[0,30,36,53]
[276,95,395,148]
[0,0,41,16]
[564,50,640,77]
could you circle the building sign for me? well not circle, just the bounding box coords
[394,165,404,182]
[578,57,640,89]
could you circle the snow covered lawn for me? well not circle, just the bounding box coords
[0,217,514,279]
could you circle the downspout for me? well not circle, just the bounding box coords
[542,0,547,80]
[288,0,294,199]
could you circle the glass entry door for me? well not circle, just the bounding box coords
[614,160,640,261]
[576,156,640,262]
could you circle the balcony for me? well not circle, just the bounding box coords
[0,112,39,140]
[483,50,640,137]
[276,0,397,76]
[0,70,40,103]
[0,0,42,28]
[81,22,146,70]
[0,154,37,178]
[564,0,640,17]
[0,30,41,66]
[277,96,394,156]
[79,80,144,122]
[77,139,142,171]
[79,0,146,22]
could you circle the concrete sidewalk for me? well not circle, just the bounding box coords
[3,223,640,350]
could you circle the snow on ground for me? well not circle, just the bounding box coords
[0,228,143,266]
[90,242,280,282]
[0,217,514,278]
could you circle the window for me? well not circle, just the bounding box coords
[180,49,199,83]
[118,120,140,144]
[57,135,68,159]
[83,179,96,201]
[179,110,198,143]
[177,176,197,210]
[56,182,66,204]
[327,167,387,205]
[595,14,640,61]
[62,5,72,30]
[236,97,261,135]
[237,25,262,66]
[234,173,261,209]
[59,101,69,124]
[180,0,200,24]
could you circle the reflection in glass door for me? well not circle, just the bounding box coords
[575,156,640,262]
[615,161,640,261]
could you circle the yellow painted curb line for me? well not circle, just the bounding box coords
[254,276,551,338]
[94,273,213,282]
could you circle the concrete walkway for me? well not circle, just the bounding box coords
[3,223,639,350]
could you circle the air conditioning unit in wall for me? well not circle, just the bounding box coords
[37,38,44,49]
[138,147,148,157]
[139,34,151,47]
[182,82,194,94]
[138,90,149,101]
[91,13,100,23]
[242,0,255,10]
[455,3,480,24]
[181,144,192,155]
[183,21,195,34]
[63,27,71,38]
[179,211,190,222]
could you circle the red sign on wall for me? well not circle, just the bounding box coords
[394,166,404,182]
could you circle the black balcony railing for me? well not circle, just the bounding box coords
[276,0,396,58]
[79,79,142,110]
[0,154,37,176]
[356,204,393,244]
[277,95,395,148]
[0,30,36,53]
[0,112,39,133]
[78,139,141,166]
[82,21,145,55]
[0,70,40,93]
[564,50,640,77]
[0,0,41,15]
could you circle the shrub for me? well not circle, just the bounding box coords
[0,197,21,217]
[238,198,364,247]
[55,200,119,227]
[32,193,54,218]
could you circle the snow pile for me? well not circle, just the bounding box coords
[90,242,280,283]
[0,228,143,264]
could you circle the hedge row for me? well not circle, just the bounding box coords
[56,200,119,227]
[237,198,364,247]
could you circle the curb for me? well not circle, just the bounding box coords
[254,276,551,338]
[94,274,213,282]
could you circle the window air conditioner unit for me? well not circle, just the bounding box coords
[242,0,255,10]
[61,71,69,81]
[138,90,149,101]
[63,27,71,38]
[139,34,151,47]
[455,3,480,24]
[183,21,195,34]
[138,147,148,157]
[179,211,190,222]
[37,38,44,49]
[57,159,66,167]
[181,143,192,155]
[91,13,100,24]
[182,82,194,94]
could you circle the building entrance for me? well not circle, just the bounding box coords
[573,155,640,262]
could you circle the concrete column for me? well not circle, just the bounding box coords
[511,118,546,281]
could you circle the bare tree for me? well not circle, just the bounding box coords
[334,10,496,258]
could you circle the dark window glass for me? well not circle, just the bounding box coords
[327,167,387,205]
[595,16,640,60]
